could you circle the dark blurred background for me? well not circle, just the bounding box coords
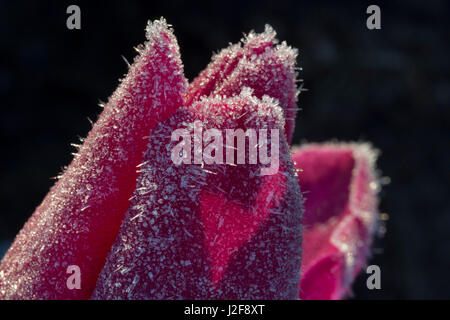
[0,0,449,299]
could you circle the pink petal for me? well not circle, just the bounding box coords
[92,90,303,299]
[187,26,299,144]
[185,28,275,105]
[292,143,379,300]
[0,19,187,300]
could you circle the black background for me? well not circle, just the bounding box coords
[0,0,449,299]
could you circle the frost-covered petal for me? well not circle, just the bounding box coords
[187,26,299,144]
[292,143,380,300]
[0,18,187,300]
[185,27,276,105]
[92,90,303,299]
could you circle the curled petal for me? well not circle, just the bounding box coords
[0,19,187,300]
[292,143,380,300]
[187,26,299,144]
[185,27,276,105]
[92,90,303,299]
